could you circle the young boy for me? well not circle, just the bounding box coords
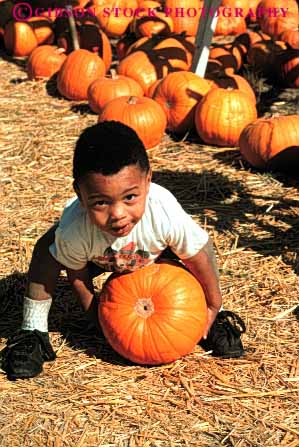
[1,121,246,381]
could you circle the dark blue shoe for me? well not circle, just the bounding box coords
[0,329,56,380]
[199,311,246,358]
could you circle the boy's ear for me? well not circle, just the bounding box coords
[146,168,152,185]
[73,181,82,201]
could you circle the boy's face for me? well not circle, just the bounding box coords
[77,165,152,237]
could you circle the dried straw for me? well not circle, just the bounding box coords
[0,49,298,447]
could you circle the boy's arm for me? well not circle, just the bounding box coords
[183,237,222,338]
[67,266,94,311]
[66,266,99,327]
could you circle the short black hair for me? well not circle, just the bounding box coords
[73,121,150,184]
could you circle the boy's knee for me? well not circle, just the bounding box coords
[32,224,58,257]
[26,282,53,301]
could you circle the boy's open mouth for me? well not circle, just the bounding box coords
[110,223,131,236]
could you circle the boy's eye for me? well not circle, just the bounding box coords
[93,200,107,207]
[125,194,137,201]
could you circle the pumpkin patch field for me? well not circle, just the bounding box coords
[0,1,299,446]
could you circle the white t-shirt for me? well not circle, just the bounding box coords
[49,182,209,273]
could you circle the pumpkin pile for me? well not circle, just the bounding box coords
[0,0,298,160]
[99,261,208,365]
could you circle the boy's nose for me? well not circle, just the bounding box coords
[109,203,126,221]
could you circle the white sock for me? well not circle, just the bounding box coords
[21,296,52,332]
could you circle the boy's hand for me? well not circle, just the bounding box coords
[183,239,223,339]
[203,305,220,339]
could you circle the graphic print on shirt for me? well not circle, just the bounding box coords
[92,242,151,272]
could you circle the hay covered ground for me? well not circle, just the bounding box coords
[0,51,299,447]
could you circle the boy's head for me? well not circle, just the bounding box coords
[73,121,152,237]
[73,121,150,183]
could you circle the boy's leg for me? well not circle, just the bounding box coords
[66,262,107,333]
[1,225,62,380]
[24,223,62,331]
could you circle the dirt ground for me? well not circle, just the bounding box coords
[0,48,298,447]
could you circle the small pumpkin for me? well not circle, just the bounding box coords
[116,32,137,60]
[257,0,299,39]
[126,34,194,69]
[221,0,250,16]
[206,68,256,104]
[27,17,54,45]
[98,95,167,149]
[146,78,162,97]
[214,8,247,36]
[279,29,299,50]
[209,45,239,72]
[130,10,173,38]
[57,49,106,100]
[77,24,112,72]
[96,0,138,37]
[88,69,144,114]
[164,0,203,36]
[233,30,271,63]
[117,48,186,95]
[194,88,257,147]
[27,45,66,80]
[153,71,212,133]
[276,48,299,88]
[239,115,299,170]
[4,20,38,57]
[55,17,112,71]
[247,39,287,76]
[118,34,194,94]
[99,261,208,365]
[246,0,262,23]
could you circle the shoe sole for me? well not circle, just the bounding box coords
[216,350,245,359]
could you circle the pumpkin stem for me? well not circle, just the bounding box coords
[110,69,118,79]
[224,67,235,76]
[128,96,138,104]
[134,298,155,318]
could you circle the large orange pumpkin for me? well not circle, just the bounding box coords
[27,45,67,80]
[57,49,106,100]
[87,69,144,114]
[194,88,257,147]
[153,71,212,133]
[239,115,299,170]
[99,261,208,365]
[98,95,167,149]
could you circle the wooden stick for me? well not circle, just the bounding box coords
[66,5,80,51]
[191,0,222,76]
